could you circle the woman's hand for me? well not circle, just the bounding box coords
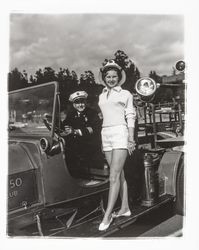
[127,127,135,155]
[128,140,136,155]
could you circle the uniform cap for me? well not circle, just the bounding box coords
[69,91,88,102]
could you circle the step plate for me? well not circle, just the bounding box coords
[50,194,174,237]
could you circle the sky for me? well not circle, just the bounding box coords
[9,14,184,81]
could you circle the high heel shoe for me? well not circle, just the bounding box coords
[98,216,113,231]
[112,210,131,218]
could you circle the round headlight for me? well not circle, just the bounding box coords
[39,137,50,152]
[175,60,185,72]
[135,77,157,98]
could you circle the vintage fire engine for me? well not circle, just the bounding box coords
[8,62,185,237]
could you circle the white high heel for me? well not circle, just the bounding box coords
[98,216,113,231]
[112,210,131,218]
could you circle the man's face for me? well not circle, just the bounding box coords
[73,98,86,112]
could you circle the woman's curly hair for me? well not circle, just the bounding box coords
[101,67,122,82]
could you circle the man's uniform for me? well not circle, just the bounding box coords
[62,104,104,176]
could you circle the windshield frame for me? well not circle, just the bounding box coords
[8,81,59,140]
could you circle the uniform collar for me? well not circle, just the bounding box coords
[103,86,122,93]
[74,109,86,116]
[77,110,85,116]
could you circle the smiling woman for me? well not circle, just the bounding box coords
[98,60,136,231]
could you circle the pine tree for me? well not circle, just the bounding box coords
[8,68,28,91]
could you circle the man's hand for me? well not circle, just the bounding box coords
[64,125,74,135]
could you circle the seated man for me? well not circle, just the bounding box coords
[62,90,105,177]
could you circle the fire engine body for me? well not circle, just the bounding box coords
[8,73,185,237]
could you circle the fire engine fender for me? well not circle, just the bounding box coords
[158,150,183,196]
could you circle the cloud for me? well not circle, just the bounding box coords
[12,37,48,64]
[9,14,184,78]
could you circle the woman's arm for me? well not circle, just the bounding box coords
[128,126,136,155]
[125,92,137,155]
[125,92,136,128]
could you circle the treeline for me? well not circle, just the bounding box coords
[8,50,141,108]
[8,50,141,90]
[8,50,182,104]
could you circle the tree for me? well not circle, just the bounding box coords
[43,67,57,82]
[56,67,79,109]
[79,70,95,88]
[56,67,71,82]
[114,50,129,69]
[29,74,36,85]
[30,67,57,85]
[124,59,140,93]
[76,69,104,111]
[149,70,162,83]
[8,68,28,91]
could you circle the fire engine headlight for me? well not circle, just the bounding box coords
[135,77,157,97]
[40,137,50,152]
[175,60,185,72]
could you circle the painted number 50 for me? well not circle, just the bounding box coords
[9,178,23,189]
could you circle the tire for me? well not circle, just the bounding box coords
[175,157,184,215]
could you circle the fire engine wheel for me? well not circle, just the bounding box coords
[175,157,184,215]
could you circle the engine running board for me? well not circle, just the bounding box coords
[50,194,174,237]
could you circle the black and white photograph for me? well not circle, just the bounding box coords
[1,0,199,249]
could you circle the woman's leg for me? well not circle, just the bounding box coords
[104,151,112,167]
[104,152,130,215]
[101,149,128,225]
[118,170,130,215]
